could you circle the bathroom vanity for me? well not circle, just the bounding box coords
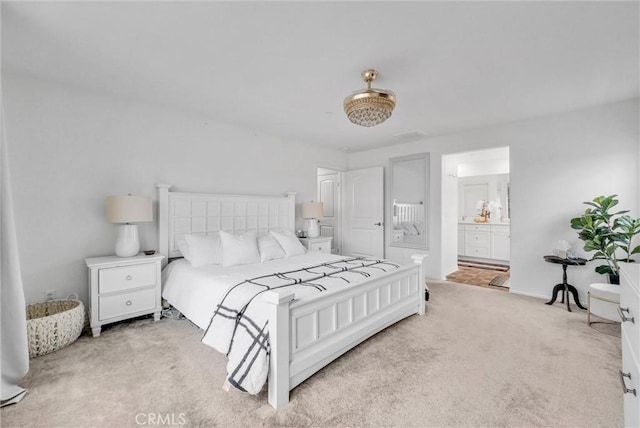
[457,221,510,262]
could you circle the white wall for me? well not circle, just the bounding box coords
[441,156,459,277]
[3,72,347,305]
[348,98,639,302]
[3,69,638,306]
[458,159,509,177]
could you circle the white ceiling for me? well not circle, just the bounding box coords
[2,1,638,152]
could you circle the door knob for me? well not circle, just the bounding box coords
[374,222,384,226]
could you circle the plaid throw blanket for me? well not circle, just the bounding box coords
[201,257,400,394]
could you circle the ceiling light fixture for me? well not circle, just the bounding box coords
[343,69,396,127]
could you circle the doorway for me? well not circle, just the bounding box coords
[342,166,384,258]
[317,167,342,254]
[316,166,385,258]
[442,147,511,289]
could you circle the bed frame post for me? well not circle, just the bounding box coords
[157,184,172,267]
[411,254,427,315]
[285,192,296,231]
[263,289,295,409]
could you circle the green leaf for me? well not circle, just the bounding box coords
[595,265,614,275]
[571,195,640,272]
[583,242,601,252]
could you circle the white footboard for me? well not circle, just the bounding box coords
[264,254,425,409]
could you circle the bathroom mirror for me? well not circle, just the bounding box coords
[389,153,429,249]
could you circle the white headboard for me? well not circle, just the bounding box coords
[393,202,425,226]
[157,184,296,262]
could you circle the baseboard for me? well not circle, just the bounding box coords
[508,289,549,301]
[457,256,509,267]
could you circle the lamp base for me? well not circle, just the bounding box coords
[307,219,320,238]
[115,224,140,257]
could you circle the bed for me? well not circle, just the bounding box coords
[157,184,426,409]
[393,201,426,245]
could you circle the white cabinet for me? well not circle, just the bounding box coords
[620,264,640,427]
[464,224,491,258]
[457,224,465,256]
[490,225,510,261]
[299,237,333,254]
[459,223,510,261]
[85,253,164,337]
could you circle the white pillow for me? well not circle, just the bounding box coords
[270,230,306,258]
[401,221,418,235]
[183,233,223,267]
[258,234,285,262]
[177,239,192,261]
[220,231,260,267]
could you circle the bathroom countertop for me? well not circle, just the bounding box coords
[458,220,511,226]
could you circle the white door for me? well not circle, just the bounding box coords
[343,167,384,258]
[317,169,342,254]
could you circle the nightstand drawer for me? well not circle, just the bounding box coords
[99,287,156,320]
[99,263,156,294]
[299,237,333,254]
[309,242,330,253]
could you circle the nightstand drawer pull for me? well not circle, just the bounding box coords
[99,263,156,293]
[620,371,637,396]
[99,288,155,320]
[618,306,635,324]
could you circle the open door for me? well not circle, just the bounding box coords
[317,169,342,254]
[343,167,384,258]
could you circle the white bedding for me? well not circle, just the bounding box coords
[162,253,403,394]
[162,252,348,329]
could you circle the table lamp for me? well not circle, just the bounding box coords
[106,195,153,257]
[302,201,323,238]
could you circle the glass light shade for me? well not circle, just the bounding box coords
[344,90,396,127]
[343,69,396,127]
[106,195,153,224]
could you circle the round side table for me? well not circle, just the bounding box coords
[543,255,587,312]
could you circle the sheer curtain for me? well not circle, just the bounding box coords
[1,104,29,406]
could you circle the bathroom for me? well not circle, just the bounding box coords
[444,147,511,288]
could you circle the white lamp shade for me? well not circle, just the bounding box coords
[106,195,153,224]
[302,202,323,219]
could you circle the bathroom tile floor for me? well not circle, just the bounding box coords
[446,265,510,291]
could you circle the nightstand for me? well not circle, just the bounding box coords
[85,253,165,337]
[299,237,333,254]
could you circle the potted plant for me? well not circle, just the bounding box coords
[570,195,640,284]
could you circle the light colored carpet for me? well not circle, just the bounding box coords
[1,280,622,427]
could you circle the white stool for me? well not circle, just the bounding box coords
[587,283,620,324]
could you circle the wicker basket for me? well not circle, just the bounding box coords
[26,296,85,358]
